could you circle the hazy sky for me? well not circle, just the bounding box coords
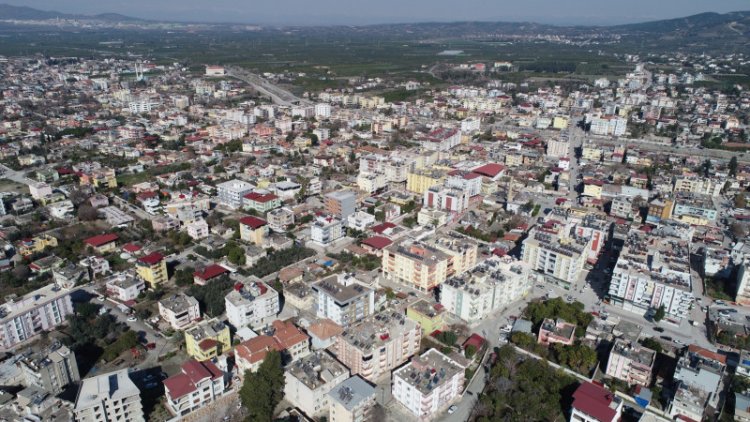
[6,0,749,26]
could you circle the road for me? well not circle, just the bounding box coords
[0,163,36,186]
[226,66,312,106]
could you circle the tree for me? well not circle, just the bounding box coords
[240,350,285,422]
[736,193,747,209]
[653,305,666,322]
[77,204,99,221]
[174,268,194,287]
[702,159,712,177]
[639,337,663,353]
[729,156,739,177]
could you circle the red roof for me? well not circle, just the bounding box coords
[138,252,164,265]
[244,192,279,203]
[371,222,396,234]
[239,216,268,229]
[362,236,392,250]
[572,382,618,422]
[122,243,141,253]
[472,163,505,178]
[84,233,119,247]
[194,264,229,281]
[463,333,486,350]
[198,338,219,351]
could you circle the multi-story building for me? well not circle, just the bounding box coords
[216,179,254,209]
[158,294,201,330]
[406,299,445,335]
[346,211,376,232]
[311,216,345,246]
[546,138,569,158]
[163,359,225,417]
[235,319,310,373]
[570,381,623,422]
[331,310,421,382]
[672,193,718,224]
[285,351,350,418]
[588,116,627,137]
[79,167,117,189]
[328,376,377,422]
[243,191,281,213]
[440,256,531,323]
[312,273,375,326]
[0,284,75,349]
[17,234,58,257]
[537,318,576,346]
[673,176,724,197]
[605,339,656,387]
[382,239,450,291]
[357,172,387,194]
[608,224,694,320]
[186,218,210,239]
[736,261,750,306]
[135,252,168,288]
[392,348,465,418]
[646,198,674,224]
[74,369,144,422]
[225,281,280,329]
[423,234,478,279]
[407,168,445,194]
[419,128,461,151]
[267,207,295,232]
[105,273,146,303]
[671,345,726,419]
[17,343,80,394]
[521,228,589,285]
[325,191,357,220]
[239,216,269,246]
[184,318,231,360]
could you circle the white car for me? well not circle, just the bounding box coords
[127,316,137,322]
[448,405,458,414]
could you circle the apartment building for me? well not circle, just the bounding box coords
[736,261,750,306]
[267,207,295,232]
[346,211,376,232]
[669,383,710,422]
[570,381,623,422]
[328,376,377,422]
[406,299,446,335]
[428,234,479,278]
[357,172,387,194]
[537,318,576,346]
[17,343,80,394]
[163,359,225,417]
[186,218,210,239]
[673,176,723,197]
[135,252,168,288]
[440,256,531,323]
[74,369,144,422]
[608,225,694,320]
[382,239,450,291]
[673,193,718,224]
[242,191,281,213]
[671,345,727,420]
[0,284,75,349]
[312,273,375,326]
[546,138,569,158]
[588,116,627,137]
[225,281,280,330]
[605,339,656,386]
[239,216,269,245]
[158,294,201,330]
[392,349,465,418]
[311,216,345,246]
[184,318,231,360]
[216,179,254,209]
[521,228,589,285]
[235,319,310,374]
[285,351,350,418]
[419,128,461,151]
[646,198,674,224]
[330,310,421,382]
[105,273,146,302]
[407,168,445,194]
[324,191,357,220]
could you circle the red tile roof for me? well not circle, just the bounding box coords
[84,233,119,247]
[198,338,219,351]
[138,252,164,265]
[687,344,727,364]
[122,243,141,253]
[194,264,229,281]
[164,359,223,400]
[362,236,392,250]
[472,163,505,178]
[572,382,618,422]
[239,216,268,229]
[370,222,396,234]
[244,192,279,203]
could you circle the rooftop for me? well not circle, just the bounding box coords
[328,375,376,411]
[158,293,199,314]
[339,309,418,353]
[288,351,348,391]
[74,369,139,412]
[393,348,464,396]
[312,274,372,306]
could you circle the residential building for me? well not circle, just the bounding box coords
[589,116,627,136]
[0,284,75,349]
[239,216,269,245]
[669,383,710,422]
[243,191,281,213]
[193,264,230,286]
[79,167,117,189]
[163,359,225,417]
[216,179,254,209]
[285,351,350,418]
[672,193,718,224]
[312,273,375,326]
[17,234,58,257]
[406,299,446,335]
[311,216,345,246]
[521,228,589,285]
[235,319,310,373]
[346,211,376,232]
[646,198,674,224]
[605,339,656,386]
[186,218,210,240]
[325,191,357,220]
[392,349,465,418]
[17,343,80,395]
[737,261,750,306]
[184,318,231,360]
[407,169,445,194]
[158,294,201,330]
[225,281,280,329]
[267,207,295,232]
[135,252,168,288]
[105,273,146,303]
[673,176,723,197]
[382,238,452,291]
[328,376,377,422]
[671,345,726,419]
[570,381,623,422]
[74,369,144,422]
[331,310,421,382]
[537,318,576,346]
[546,138,569,158]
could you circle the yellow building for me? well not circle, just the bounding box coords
[136,252,168,288]
[185,318,231,360]
[582,145,602,162]
[675,214,709,226]
[583,181,604,199]
[17,234,58,257]
[239,216,268,246]
[406,169,445,194]
[80,168,117,189]
[552,116,569,130]
[406,299,445,334]
[504,153,524,167]
[382,239,450,291]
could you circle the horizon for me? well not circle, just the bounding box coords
[1,0,748,27]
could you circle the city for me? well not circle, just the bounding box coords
[0,2,749,422]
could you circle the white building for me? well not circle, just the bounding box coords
[163,359,226,417]
[312,274,375,326]
[285,351,350,418]
[392,349,465,418]
[267,207,295,232]
[547,138,569,158]
[216,179,254,209]
[328,376,377,422]
[48,200,75,220]
[357,172,387,194]
[74,369,145,422]
[0,284,75,349]
[311,216,345,246]
[158,294,201,330]
[521,228,590,285]
[346,211,376,232]
[315,103,332,118]
[589,116,627,137]
[186,218,210,240]
[225,281,280,330]
[105,273,146,303]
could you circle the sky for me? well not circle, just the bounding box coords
[5,0,750,26]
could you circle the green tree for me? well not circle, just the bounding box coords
[240,350,285,422]
[639,337,663,353]
[653,305,666,322]
[736,193,747,209]
[729,156,738,177]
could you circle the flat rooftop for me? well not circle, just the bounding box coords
[394,349,464,396]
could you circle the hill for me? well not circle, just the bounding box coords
[0,3,142,22]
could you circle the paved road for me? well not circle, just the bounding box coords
[226,66,312,106]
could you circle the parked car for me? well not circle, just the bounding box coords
[448,405,458,415]
[660,335,673,341]
[653,327,664,332]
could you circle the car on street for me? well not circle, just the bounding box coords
[653,327,664,332]
[448,405,458,414]
[660,335,673,341]
[715,300,726,306]
[127,316,137,322]
[673,339,685,346]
